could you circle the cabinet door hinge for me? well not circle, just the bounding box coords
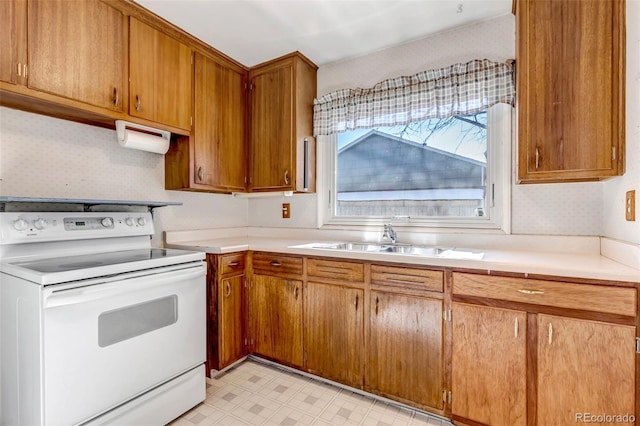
[636,337,640,354]
[443,309,452,321]
[245,82,253,91]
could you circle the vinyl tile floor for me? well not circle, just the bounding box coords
[169,359,453,426]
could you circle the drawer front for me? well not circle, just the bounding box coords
[307,259,364,282]
[453,273,637,317]
[371,265,443,293]
[220,253,246,275]
[253,253,303,276]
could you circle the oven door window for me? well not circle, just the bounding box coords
[98,295,178,347]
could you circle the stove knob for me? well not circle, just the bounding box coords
[125,217,135,227]
[101,217,114,228]
[137,217,146,226]
[33,218,48,230]
[13,218,29,231]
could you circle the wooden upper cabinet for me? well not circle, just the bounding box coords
[451,303,527,426]
[537,315,636,425]
[248,52,317,192]
[25,0,124,111]
[0,0,27,85]
[129,17,192,131]
[517,0,625,182]
[195,52,246,190]
[165,52,247,192]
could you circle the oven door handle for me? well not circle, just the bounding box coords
[44,265,205,309]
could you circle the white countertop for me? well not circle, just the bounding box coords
[165,235,640,284]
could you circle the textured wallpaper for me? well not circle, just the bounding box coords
[0,107,249,245]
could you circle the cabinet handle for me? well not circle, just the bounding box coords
[518,289,544,295]
[23,64,27,79]
[225,281,231,297]
[535,147,540,169]
[375,296,379,315]
[17,63,21,77]
[284,170,290,185]
[294,286,299,300]
[354,294,359,311]
[548,323,553,345]
[228,261,240,267]
[197,167,203,182]
[135,95,141,112]
[270,261,281,267]
[113,87,119,107]
[514,317,519,339]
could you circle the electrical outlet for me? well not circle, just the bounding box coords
[626,190,636,221]
[282,203,291,219]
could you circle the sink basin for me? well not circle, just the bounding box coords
[304,242,451,257]
[290,242,484,260]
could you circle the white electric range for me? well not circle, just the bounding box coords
[0,211,206,425]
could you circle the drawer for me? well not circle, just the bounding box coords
[252,252,303,276]
[371,265,443,293]
[220,253,245,275]
[308,258,364,282]
[453,273,637,317]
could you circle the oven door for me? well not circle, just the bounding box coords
[42,262,206,426]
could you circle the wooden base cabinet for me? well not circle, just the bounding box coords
[304,258,365,389]
[368,290,444,412]
[537,315,636,425]
[250,275,303,367]
[249,253,304,367]
[451,303,527,426]
[206,253,247,375]
[452,272,638,426]
[366,265,445,413]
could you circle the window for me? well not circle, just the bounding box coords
[319,103,511,230]
[314,59,514,232]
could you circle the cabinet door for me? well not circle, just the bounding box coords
[0,0,26,85]
[155,28,192,130]
[537,315,635,425]
[218,275,245,369]
[368,291,443,410]
[129,17,157,122]
[251,275,303,367]
[130,17,192,130]
[193,52,246,190]
[27,0,124,111]
[304,281,363,388]
[517,0,624,181]
[451,303,527,426]
[249,64,293,191]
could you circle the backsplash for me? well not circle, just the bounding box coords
[0,107,249,246]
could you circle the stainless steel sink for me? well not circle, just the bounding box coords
[307,242,450,257]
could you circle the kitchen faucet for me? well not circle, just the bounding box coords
[382,223,398,244]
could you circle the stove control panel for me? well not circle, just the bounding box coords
[0,212,155,244]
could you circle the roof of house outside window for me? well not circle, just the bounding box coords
[338,130,486,199]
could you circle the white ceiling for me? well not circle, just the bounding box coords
[134,0,512,67]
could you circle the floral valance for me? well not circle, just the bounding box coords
[313,59,515,136]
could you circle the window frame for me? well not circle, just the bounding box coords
[316,103,512,233]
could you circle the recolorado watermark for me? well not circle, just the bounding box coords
[575,413,636,423]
